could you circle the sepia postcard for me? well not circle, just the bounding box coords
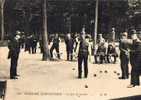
[0,0,141,100]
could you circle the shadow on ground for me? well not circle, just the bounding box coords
[111,95,141,100]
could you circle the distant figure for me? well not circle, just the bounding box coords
[50,33,60,59]
[25,35,32,53]
[78,35,91,78]
[20,32,25,49]
[107,43,118,63]
[8,31,21,79]
[119,32,130,79]
[39,34,44,53]
[97,34,105,45]
[31,35,38,54]
[65,33,74,61]
[96,43,107,64]
[128,33,141,88]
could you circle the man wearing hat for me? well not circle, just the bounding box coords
[128,33,141,88]
[119,32,130,79]
[8,31,21,79]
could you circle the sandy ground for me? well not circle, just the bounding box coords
[0,43,141,100]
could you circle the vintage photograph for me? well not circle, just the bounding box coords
[0,0,141,100]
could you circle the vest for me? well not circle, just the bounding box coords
[53,37,59,46]
[78,40,89,55]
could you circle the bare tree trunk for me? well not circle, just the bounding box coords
[0,0,5,41]
[94,0,99,46]
[42,0,50,61]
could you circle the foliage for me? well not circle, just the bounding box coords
[1,0,141,37]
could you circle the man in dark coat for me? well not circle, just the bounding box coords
[78,35,90,78]
[50,33,60,59]
[8,32,21,79]
[25,35,32,53]
[65,33,74,61]
[119,32,130,79]
[31,35,38,54]
[128,33,141,88]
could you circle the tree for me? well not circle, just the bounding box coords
[0,0,5,41]
[42,0,50,61]
[127,0,141,30]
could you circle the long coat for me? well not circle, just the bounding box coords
[8,38,20,59]
[130,40,141,73]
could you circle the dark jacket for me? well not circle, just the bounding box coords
[78,39,89,55]
[8,38,20,58]
[119,39,130,56]
[130,40,141,72]
[65,38,74,51]
[52,37,60,47]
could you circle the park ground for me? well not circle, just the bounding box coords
[0,43,141,100]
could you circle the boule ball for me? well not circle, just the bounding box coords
[85,84,88,88]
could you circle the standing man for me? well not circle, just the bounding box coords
[119,32,130,79]
[31,34,38,54]
[25,35,32,53]
[128,33,141,88]
[97,34,105,45]
[8,31,21,79]
[50,33,60,59]
[65,33,74,61]
[78,34,91,78]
